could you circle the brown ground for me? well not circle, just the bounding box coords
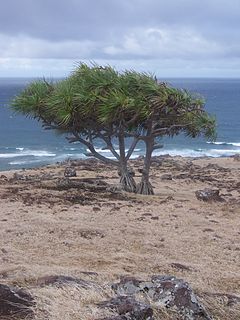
[0,156,239,319]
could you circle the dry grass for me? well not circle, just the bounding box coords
[0,156,239,319]
[32,284,114,320]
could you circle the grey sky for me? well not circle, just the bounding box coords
[1,0,240,77]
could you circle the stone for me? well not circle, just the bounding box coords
[98,296,153,320]
[98,317,125,320]
[0,283,34,317]
[64,167,77,177]
[161,174,173,180]
[170,262,192,271]
[195,188,225,202]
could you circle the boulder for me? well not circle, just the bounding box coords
[0,283,34,317]
[195,188,225,202]
[64,167,77,177]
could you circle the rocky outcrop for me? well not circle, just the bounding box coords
[0,275,214,320]
[109,275,211,320]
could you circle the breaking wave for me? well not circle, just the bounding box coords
[0,150,56,158]
[207,141,240,147]
[154,148,240,158]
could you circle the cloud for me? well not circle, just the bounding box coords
[0,34,97,59]
[103,28,223,60]
[0,0,240,76]
[0,27,234,61]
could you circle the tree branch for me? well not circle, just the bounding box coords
[66,136,80,143]
[72,132,119,166]
[125,132,148,141]
[126,137,140,160]
[152,124,188,136]
[96,131,120,160]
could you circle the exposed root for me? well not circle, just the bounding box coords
[136,179,154,195]
[120,173,136,193]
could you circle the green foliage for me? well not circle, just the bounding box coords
[11,63,217,194]
[11,62,216,147]
[12,80,53,119]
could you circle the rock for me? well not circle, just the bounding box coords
[202,164,230,173]
[232,154,240,161]
[93,206,101,212]
[161,174,173,180]
[0,283,34,317]
[1,275,212,320]
[56,178,109,191]
[170,262,192,271]
[12,172,26,181]
[98,317,125,320]
[112,276,143,295]
[174,173,190,179]
[151,276,208,318]
[78,229,105,239]
[107,184,124,193]
[195,188,225,202]
[98,296,153,320]
[112,276,211,320]
[36,275,96,289]
[64,167,77,177]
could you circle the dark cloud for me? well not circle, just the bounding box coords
[1,0,240,41]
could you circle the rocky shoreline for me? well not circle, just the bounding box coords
[0,156,239,319]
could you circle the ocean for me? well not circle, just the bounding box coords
[0,77,240,171]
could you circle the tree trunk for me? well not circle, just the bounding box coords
[119,165,136,193]
[136,137,154,195]
[118,129,136,192]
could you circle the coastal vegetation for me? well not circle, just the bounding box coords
[12,63,216,194]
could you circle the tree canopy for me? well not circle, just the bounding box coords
[12,63,216,194]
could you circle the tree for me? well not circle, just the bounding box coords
[11,63,216,194]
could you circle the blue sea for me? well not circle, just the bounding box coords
[0,77,240,171]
